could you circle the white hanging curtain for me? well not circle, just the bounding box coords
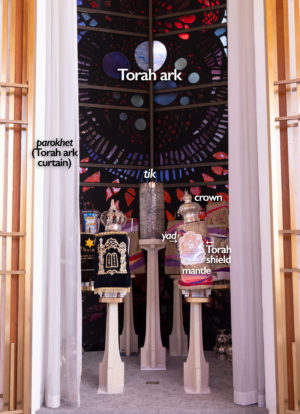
[228,0,266,407]
[40,0,82,407]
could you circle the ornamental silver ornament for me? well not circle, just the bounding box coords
[178,231,206,265]
[177,189,201,223]
[139,182,165,239]
[100,199,127,232]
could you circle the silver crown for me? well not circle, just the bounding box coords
[100,200,127,231]
[177,189,200,223]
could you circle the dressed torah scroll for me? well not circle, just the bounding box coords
[177,223,212,287]
[94,232,131,288]
[177,190,212,286]
[94,200,131,288]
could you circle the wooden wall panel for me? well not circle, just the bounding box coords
[266,0,300,412]
[0,0,35,413]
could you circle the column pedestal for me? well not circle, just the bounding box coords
[169,276,188,356]
[120,277,138,355]
[95,288,129,394]
[184,297,211,394]
[139,239,166,370]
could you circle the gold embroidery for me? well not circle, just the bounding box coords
[97,236,128,275]
[106,252,119,268]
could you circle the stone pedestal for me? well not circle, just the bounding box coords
[184,297,211,394]
[139,239,166,370]
[120,277,138,355]
[169,276,188,356]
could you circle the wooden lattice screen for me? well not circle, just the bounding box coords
[266,0,300,412]
[0,0,35,412]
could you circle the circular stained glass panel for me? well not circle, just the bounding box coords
[102,51,130,79]
[119,112,128,121]
[180,96,190,105]
[131,95,144,107]
[175,57,187,70]
[188,72,200,84]
[135,118,147,130]
[154,80,178,106]
[135,40,167,72]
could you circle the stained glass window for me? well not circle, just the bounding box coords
[78,0,228,220]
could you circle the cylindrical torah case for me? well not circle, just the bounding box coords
[139,182,165,239]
